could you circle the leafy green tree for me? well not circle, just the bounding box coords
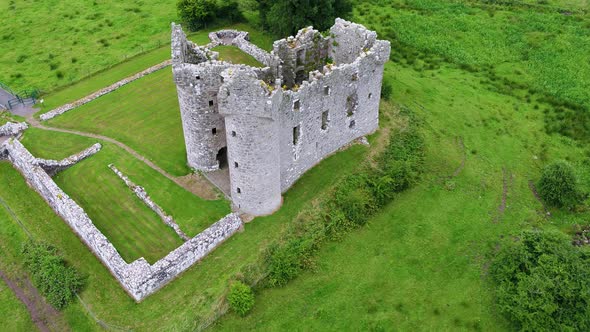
[538,160,581,208]
[177,0,217,31]
[489,230,590,331]
[257,0,353,36]
[227,281,255,316]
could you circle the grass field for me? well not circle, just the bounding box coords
[213,46,264,67]
[215,56,590,330]
[0,279,37,331]
[19,128,231,264]
[0,134,367,330]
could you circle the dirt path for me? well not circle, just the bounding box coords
[493,168,514,223]
[26,116,218,200]
[0,270,64,332]
[528,180,550,218]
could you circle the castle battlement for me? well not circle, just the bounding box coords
[172,18,391,216]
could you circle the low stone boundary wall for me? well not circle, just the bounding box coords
[0,122,28,136]
[108,164,189,241]
[40,60,172,121]
[37,143,102,176]
[1,139,243,301]
[208,30,279,68]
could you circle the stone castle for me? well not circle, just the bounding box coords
[172,18,391,216]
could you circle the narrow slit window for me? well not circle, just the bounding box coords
[209,100,214,107]
[352,73,358,81]
[293,99,300,111]
[234,162,239,168]
[212,128,217,135]
[368,93,372,99]
[346,94,358,117]
[321,111,329,130]
[196,75,201,80]
[349,120,356,128]
[324,86,330,95]
[231,131,236,137]
[293,125,300,145]
[237,187,241,194]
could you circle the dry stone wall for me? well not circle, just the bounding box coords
[0,122,28,136]
[37,143,102,176]
[108,164,189,241]
[40,60,172,121]
[1,139,243,301]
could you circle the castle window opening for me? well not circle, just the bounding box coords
[216,147,227,169]
[368,93,372,99]
[234,162,239,168]
[237,187,241,194]
[349,120,356,128]
[209,100,214,107]
[324,86,330,95]
[321,111,329,130]
[293,99,300,111]
[196,75,201,80]
[212,128,217,135]
[346,94,358,117]
[296,49,305,66]
[293,125,301,145]
[352,73,358,81]
[231,131,236,137]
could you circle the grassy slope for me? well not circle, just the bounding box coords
[214,59,589,329]
[0,0,177,92]
[19,128,230,264]
[0,132,366,330]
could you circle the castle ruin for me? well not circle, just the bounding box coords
[172,18,391,216]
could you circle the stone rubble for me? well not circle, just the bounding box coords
[108,163,190,241]
[0,121,28,136]
[40,60,172,121]
[0,139,243,302]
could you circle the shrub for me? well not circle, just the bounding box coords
[227,281,255,316]
[333,174,377,226]
[538,160,581,208]
[489,230,590,331]
[381,78,393,101]
[21,241,85,309]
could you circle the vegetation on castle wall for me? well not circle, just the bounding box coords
[21,240,85,309]
[489,230,590,331]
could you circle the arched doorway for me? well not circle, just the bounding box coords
[216,147,227,169]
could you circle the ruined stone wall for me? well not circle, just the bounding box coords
[330,18,377,65]
[1,139,244,301]
[0,122,28,136]
[37,143,101,176]
[273,28,331,88]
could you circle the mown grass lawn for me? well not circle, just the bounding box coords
[213,45,264,67]
[19,128,231,264]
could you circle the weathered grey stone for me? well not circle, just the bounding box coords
[36,143,102,176]
[1,139,243,302]
[173,18,390,216]
[0,122,28,136]
[108,164,190,241]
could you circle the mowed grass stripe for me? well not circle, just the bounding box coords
[19,128,231,259]
[48,68,189,176]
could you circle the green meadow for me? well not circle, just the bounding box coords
[0,0,589,330]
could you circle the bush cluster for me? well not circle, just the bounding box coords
[264,106,425,287]
[21,241,85,309]
[538,160,582,208]
[227,281,255,316]
[489,230,590,331]
[177,0,244,31]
